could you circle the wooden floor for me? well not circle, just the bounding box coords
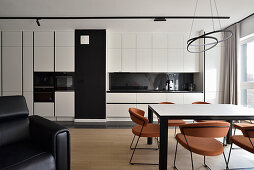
[70,128,254,170]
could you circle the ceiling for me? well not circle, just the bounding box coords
[0,0,253,32]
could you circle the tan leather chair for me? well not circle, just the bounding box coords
[174,121,230,170]
[227,124,254,169]
[129,108,160,165]
[159,102,186,136]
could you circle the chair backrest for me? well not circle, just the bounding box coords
[192,101,211,104]
[179,121,230,138]
[240,126,254,138]
[129,108,148,126]
[159,102,175,104]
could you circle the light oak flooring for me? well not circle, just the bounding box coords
[70,128,254,170]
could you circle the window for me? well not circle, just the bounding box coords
[239,36,254,107]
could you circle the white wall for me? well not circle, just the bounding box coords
[240,14,254,38]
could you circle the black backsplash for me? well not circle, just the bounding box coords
[109,73,194,91]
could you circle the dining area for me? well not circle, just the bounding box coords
[128,102,254,170]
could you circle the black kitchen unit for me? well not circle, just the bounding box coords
[75,30,106,119]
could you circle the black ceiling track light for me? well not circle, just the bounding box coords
[36,19,40,26]
[187,0,233,53]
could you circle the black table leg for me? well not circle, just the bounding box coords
[159,117,168,170]
[226,120,233,144]
[147,106,153,145]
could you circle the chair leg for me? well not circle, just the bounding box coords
[173,141,179,170]
[223,151,228,170]
[174,127,177,137]
[226,143,233,169]
[129,135,158,165]
[203,156,211,170]
[189,151,194,170]
[130,135,136,149]
[156,137,160,149]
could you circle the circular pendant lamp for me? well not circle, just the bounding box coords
[187,0,233,53]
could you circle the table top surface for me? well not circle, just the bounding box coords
[149,104,254,117]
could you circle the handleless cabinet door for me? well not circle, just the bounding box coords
[34,32,54,47]
[34,102,54,117]
[106,104,136,118]
[23,47,33,91]
[0,32,1,95]
[183,93,204,104]
[166,93,184,104]
[55,31,74,47]
[55,47,74,72]
[136,93,167,103]
[2,46,22,95]
[34,47,54,71]
[106,93,136,103]
[55,92,75,117]
[23,92,33,115]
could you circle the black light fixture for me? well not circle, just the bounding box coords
[36,19,41,26]
[187,0,233,53]
[154,17,167,22]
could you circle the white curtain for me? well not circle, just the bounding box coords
[223,23,240,104]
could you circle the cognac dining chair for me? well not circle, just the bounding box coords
[227,124,254,169]
[129,108,160,165]
[174,121,230,170]
[192,101,211,122]
[159,102,186,136]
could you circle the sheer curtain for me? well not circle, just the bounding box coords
[223,23,240,104]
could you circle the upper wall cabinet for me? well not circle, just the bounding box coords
[108,49,121,72]
[108,32,121,48]
[153,33,167,49]
[183,49,200,72]
[55,47,74,72]
[137,33,152,49]
[34,31,54,46]
[55,31,74,47]
[2,31,22,47]
[122,33,136,49]
[34,47,54,71]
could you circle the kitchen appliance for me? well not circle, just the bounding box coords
[34,72,55,102]
[55,72,74,90]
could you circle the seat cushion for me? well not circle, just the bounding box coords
[175,133,224,156]
[0,140,55,170]
[195,120,225,122]
[234,123,254,131]
[132,123,160,137]
[168,120,186,126]
[230,135,254,154]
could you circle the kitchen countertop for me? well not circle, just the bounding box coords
[107,90,203,93]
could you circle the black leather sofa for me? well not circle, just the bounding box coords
[0,96,70,170]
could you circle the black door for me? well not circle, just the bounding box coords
[75,30,106,119]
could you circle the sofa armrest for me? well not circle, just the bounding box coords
[29,115,70,170]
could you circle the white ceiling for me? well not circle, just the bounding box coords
[0,0,253,32]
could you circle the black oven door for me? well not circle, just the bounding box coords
[55,72,74,90]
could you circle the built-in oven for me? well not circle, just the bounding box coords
[55,72,74,90]
[34,72,55,102]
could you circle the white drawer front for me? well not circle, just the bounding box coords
[106,93,136,103]
[136,93,166,103]
[106,104,136,118]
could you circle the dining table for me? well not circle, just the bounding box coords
[147,104,254,170]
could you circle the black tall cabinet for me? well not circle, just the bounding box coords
[75,30,106,119]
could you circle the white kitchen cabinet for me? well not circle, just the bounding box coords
[34,47,54,71]
[23,92,33,115]
[55,92,74,117]
[122,49,136,72]
[34,102,54,117]
[136,93,167,103]
[108,32,121,48]
[168,33,184,49]
[106,104,136,118]
[2,31,22,47]
[137,33,152,49]
[183,93,204,104]
[153,33,167,49]
[168,49,184,72]
[23,31,33,47]
[152,49,167,72]
[183,49,200,72]
[166,93,184,104]
[55,47,74,72]
[2,47,22,93]
[122,33,136,49]
[0,32,1,95]
[23,47,33,91]
[2,91,22,96]
[137,49,152,72]
[106,93,136,103]
[136,104,158,119]
[55,31,74,47]
[108,49,121,72]
[34,31,54,47]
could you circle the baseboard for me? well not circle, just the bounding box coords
[74,119,107,123]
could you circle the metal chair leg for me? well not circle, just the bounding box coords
[174,127,177,137]
[173,141,179,170]
[130,135,159,165]
[130,135,135,149]
[223,151,228,169]
[190,151,194,170]
[226,143,233,169]
[130,135,158,150]
[203,156,211,170]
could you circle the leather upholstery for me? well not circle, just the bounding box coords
[230,135,254,154]
[132,124,160,137]
[0,96,70,170]
[0,96,28,121]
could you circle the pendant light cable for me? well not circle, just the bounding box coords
[209,0,215,31]
[188,0,199,40]
[214,0,222,30]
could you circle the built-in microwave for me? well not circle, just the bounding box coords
[55,72,74,90]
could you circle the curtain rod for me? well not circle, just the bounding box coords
[0,16,230,20]
[225,13,254,29]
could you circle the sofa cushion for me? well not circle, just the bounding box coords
[0,118,30,147]
[0,96,29,122]
[0,140,55,170]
